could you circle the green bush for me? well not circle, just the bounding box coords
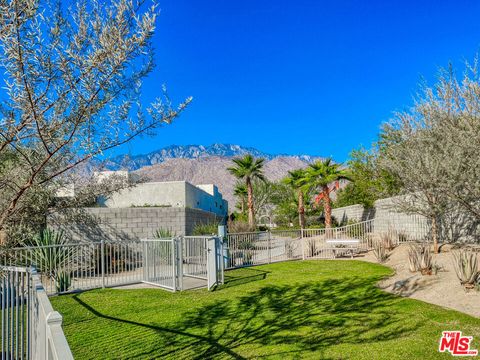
[154,228,174,238]
[55,271,72,293]
[192,222,219,236]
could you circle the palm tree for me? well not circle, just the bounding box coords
[283,169,310,229]
[227,154,266,228]
[306,159,350,229]
[233,182,248,214]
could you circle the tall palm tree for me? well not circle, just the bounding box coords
[283,169,310,229]
[233,182,248,214]
[227,154,266,228]
[306,159,350,228]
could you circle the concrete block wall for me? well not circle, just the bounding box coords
[331,204,374,224]
[332,195,479,243]
[49,207,221,242]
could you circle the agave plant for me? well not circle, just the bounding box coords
[26,228,74,277]
[55,271,72,293]
[408,243,435,275]
[373,240,389,263]
[452,250,479,289]
[419,246,434,275]
[380,232,395,251]
[407,244,421,272]
[154,228,173,239]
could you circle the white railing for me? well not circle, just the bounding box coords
[3,241,144,295]
[142,239,178,291]
[2,236,222,296]
[226,218,432,268]
[183,237,208,280]
[1,266,74,360]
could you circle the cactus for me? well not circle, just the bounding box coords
[373,240,389,263]
[452,250,479,289]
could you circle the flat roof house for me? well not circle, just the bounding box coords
[98,180,228,217]
[51,174,228,240]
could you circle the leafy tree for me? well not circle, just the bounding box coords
[0,0,190,240]
[227,154,266,228]
[379,63,480,252]
[306,159,350,228]
[283,169,310,229]
[334,148,401,208]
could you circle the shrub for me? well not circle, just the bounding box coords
[27,228,74,275]
[227,219,253,233]
[380,232,395,251]
[192,222,219,236]
[419,247,434,275]
[373,240,389,263]
[154,228,173,238]
[452,250,479,289]
[55,271,72,293]
[408,243,436,275]
[407,244,421,272]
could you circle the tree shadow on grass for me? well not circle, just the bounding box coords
[73,276,422,359]
[217,268,270,290]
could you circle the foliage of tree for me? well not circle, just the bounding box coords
[283,169,310,228]
[379,63,480,252]
[306,159,350,229]
[233,182,248,214]
[0,0,190,242]
[227,154,266,229]
[334,148,401,208]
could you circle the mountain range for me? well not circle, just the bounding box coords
[105,143,317,171]
[102,144,320,209]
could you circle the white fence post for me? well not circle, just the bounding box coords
[267,231,272,264]
[301,229,306,260]
[101,239,105,289]
[175,237,183,291]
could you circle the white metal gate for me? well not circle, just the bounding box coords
[207,237,224,290]
[183,236,223,291]
[142,238,181,291]
[142,236,223,291]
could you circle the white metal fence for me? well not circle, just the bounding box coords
[2,241,145,295]
[225,218,432,268]
[2,236,223,296]
[1,266,73,360]
[183,237,208,280]
[142,239,179,291]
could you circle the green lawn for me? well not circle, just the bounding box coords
[52,261,480,359]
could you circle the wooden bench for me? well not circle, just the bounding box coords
[325,239,360,259]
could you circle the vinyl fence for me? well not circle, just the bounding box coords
[225,218,431,268]
[1,266,73,360]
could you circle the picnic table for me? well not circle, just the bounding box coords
[325,239,360,259]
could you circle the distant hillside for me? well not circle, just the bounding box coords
[93,144,322,210]
[105,143,317,171]
[133,156,311,207]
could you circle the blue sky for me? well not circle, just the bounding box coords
[121,1,480,161]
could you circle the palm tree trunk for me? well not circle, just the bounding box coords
[323,186,332,229]
[246,177,255,229]
[298,189,305,229]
